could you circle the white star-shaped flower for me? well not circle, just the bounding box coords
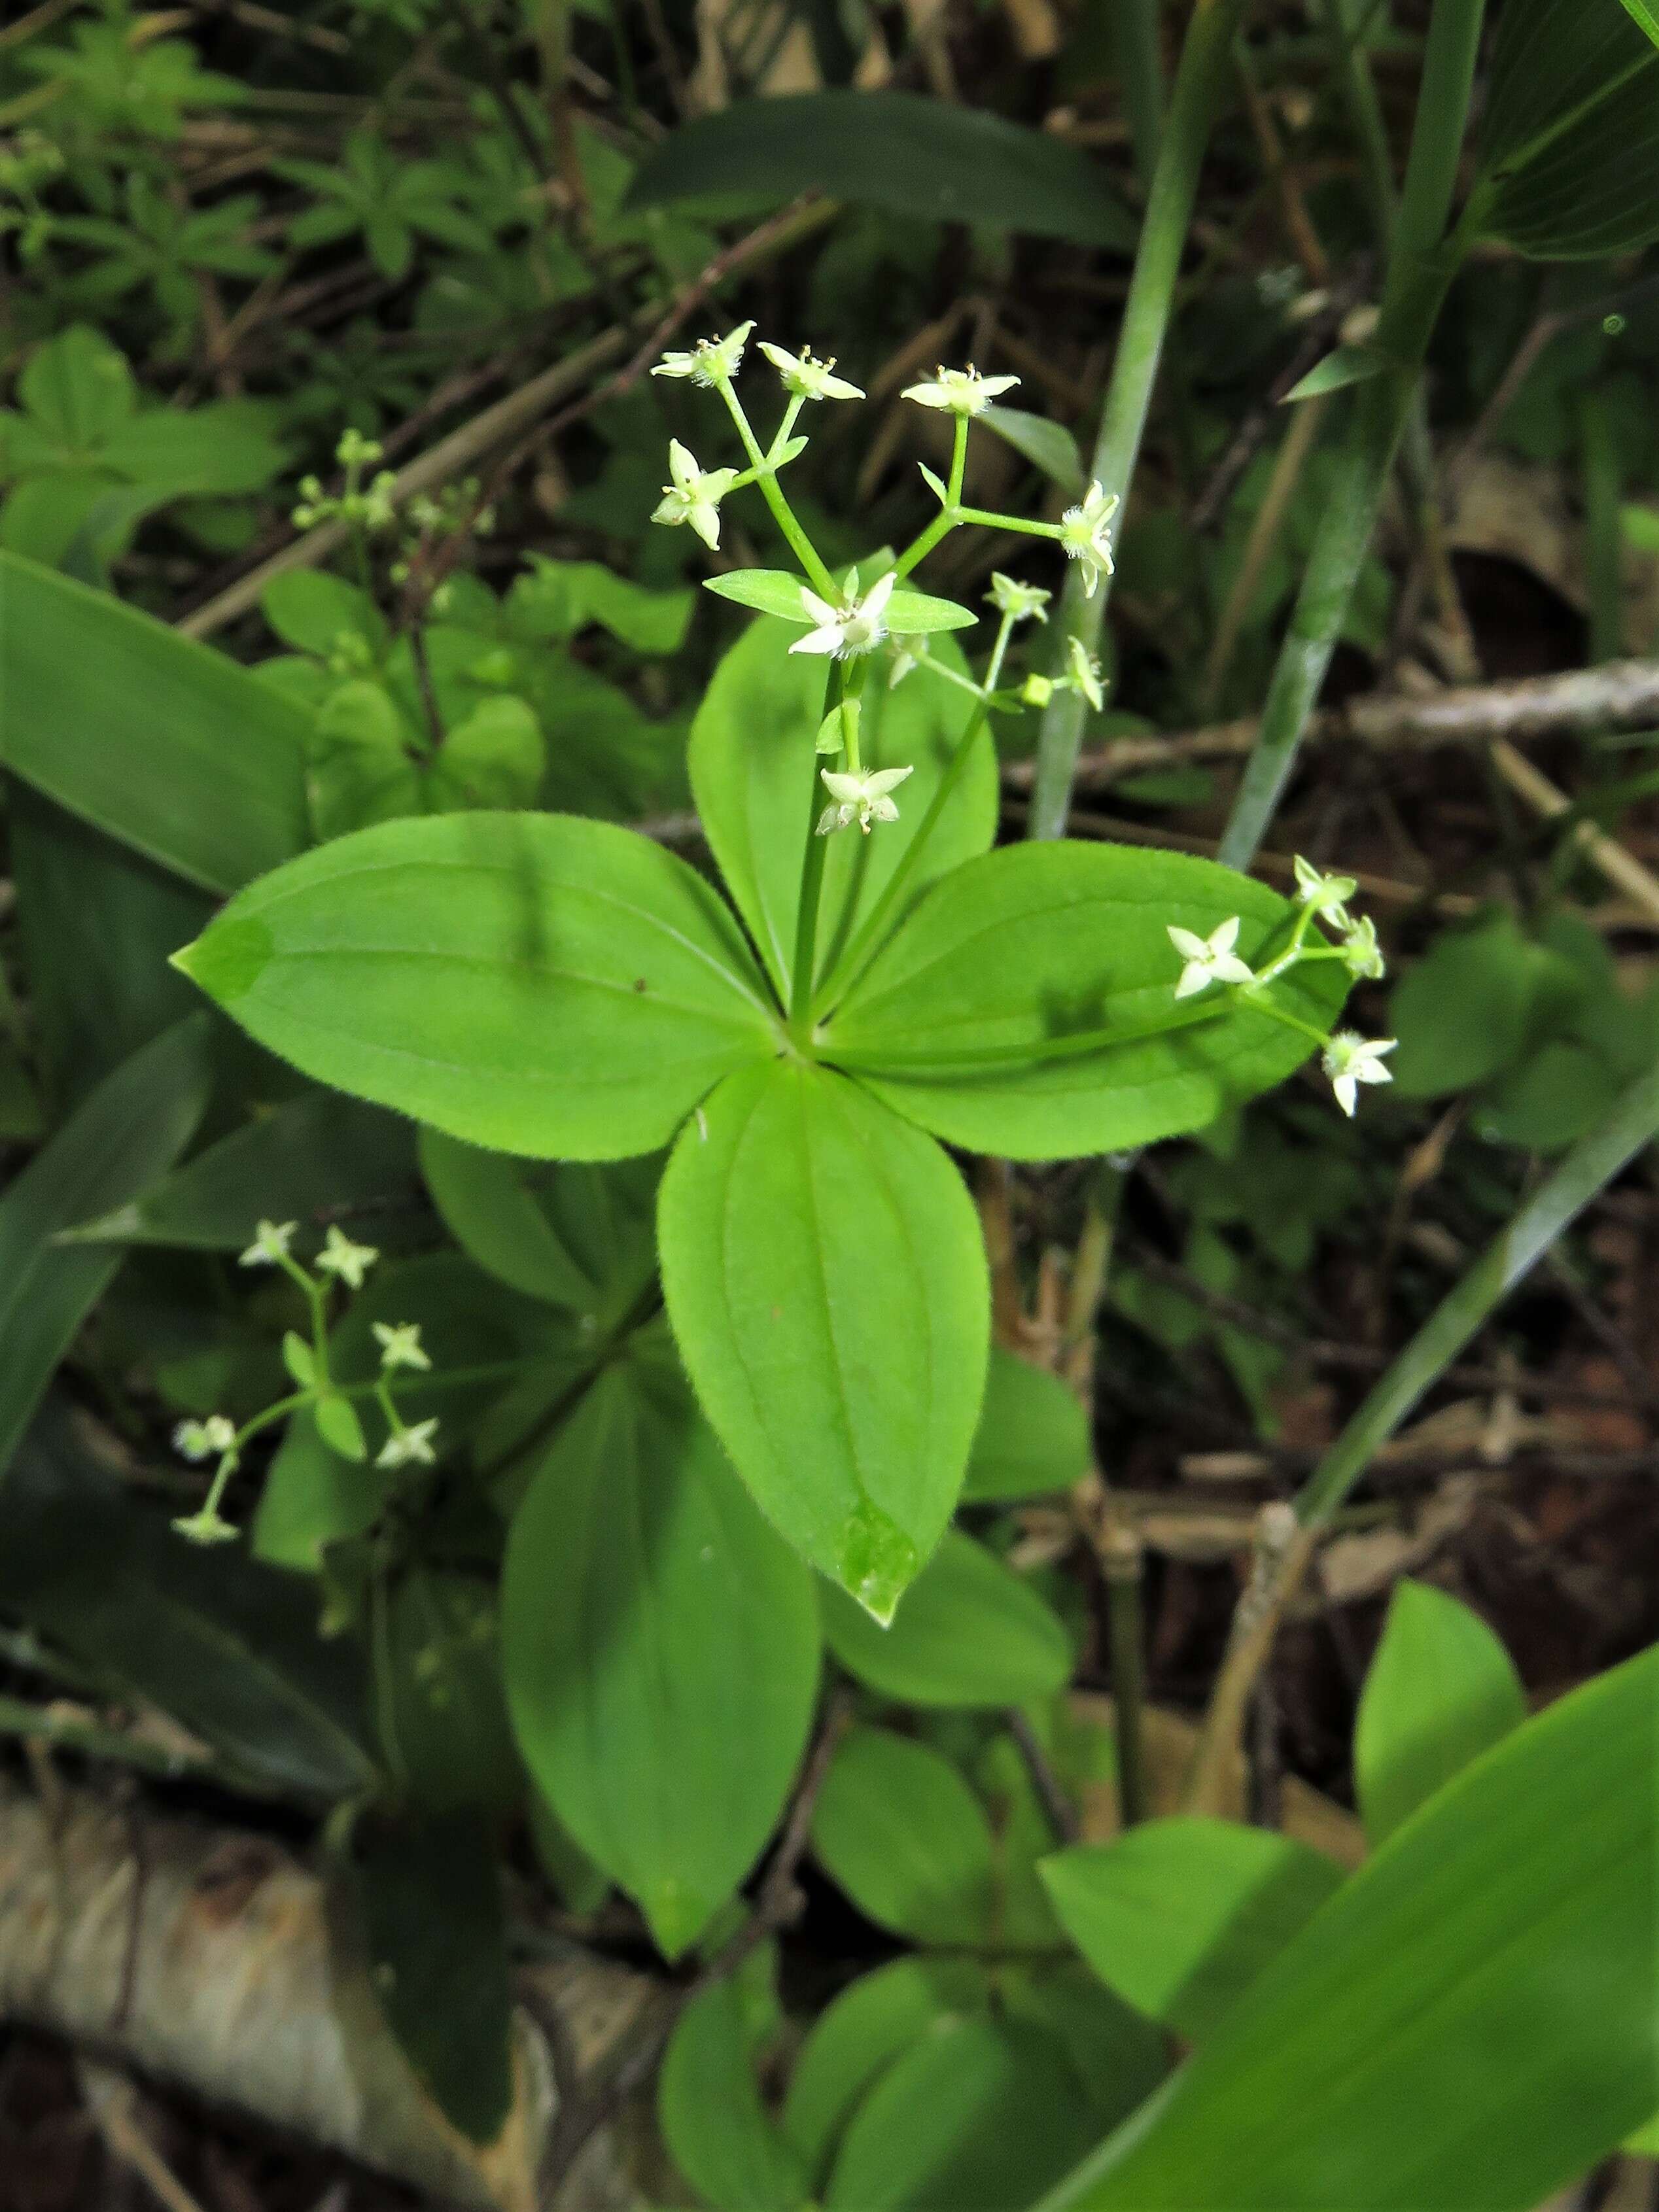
[651,439,740,551]
[377,1417,440,1469]
[1322,1031,1396,1116]
[173,1415,237,1462]
[1293,854,1358,925]
[239,1218,298,1268]
[1168,916,1255,999]
[901,364,1020,417]
[650,320,754,388]
[988,573,1051,623]
[316,1223,378,1288]
[1340,915,1386,980]
[1066,636,1106,713]
[817,764,915,835]
[758,341,864,402]
[373,1321,431,1372]
[1058,481,1120,597]
[790,570,896,659]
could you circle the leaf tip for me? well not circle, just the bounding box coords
[836,1499,920,1625]
[171,914,273,1005]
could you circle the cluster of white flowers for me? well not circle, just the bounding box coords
[818,765,914,836]
[1166,858,1397,1119]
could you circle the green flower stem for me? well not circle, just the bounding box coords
[1026,0,1250,843]
[811,610,1018,1020]
[893,416,970,581]
[789,663,847,1026]
[274,1250,333,1382]
[952,507,1064,539]
[1318,0,1396,244]
[716,381,839,600]
[822,997,1225,1074]
[1295,1065,1659,1529]
[1217,0,1489,871]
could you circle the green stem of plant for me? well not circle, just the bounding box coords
[1026,0,1249,842]
[894,417,971,580]
[1104,1537,1150,1827]
[1117,0,1167,188]
[1580,390,1624,666]
[718,383,839,600]
[811,611,1017,1020]
[1296,1065,1659,1527]
[1217,0,1490,871]
[790,663,846,1023]
[1319,0,1396,241]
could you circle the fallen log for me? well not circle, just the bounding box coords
[0,1779,654,2211]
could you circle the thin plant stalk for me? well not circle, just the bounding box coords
[1296,1064,1659,1528]
[1117,0,1168,188]
[1217,0,1490,870]
[1026,0,1249,843]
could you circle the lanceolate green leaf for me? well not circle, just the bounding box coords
[657,1060,988,1617]
[1038,1646,1659,2212]
[625,90,1138,250]
[1041,1819,1345,2043]
[690,617,996,1004]
[1618,0,1659,43]
[0,1015,213,1477]
[500,1339,820,1958]
[173,812,780,1160]
[1476,0,1659,258]
[825,843,1345,1160]
[0,550,309,893]
[819,1529,1071,1708]
[1353,1580,1527,1845]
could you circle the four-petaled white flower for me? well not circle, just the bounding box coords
[377,1417,440,1470]
[1066,636,1106,713]
[173,1415,237,1462]
[1293,854,1357,925]
[317,1223,378,1288]
[374,1321,431,1372]
[1322,1031,1396,1116]
[650,320,754,389]
[758,341,864,403]
[818,764,915,836]
[790,570,896,659]
[901,364,1019,417]
[239,1218,297,1268]
[988,573,1051,623]
[1341,914,1386,980]
[1058,481,1119,597]
[1168,916,1255,999]
[652,440,740,551]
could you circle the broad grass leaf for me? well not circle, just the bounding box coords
[500,1341,820,1958]
[0,1015,213,1478]
[61,1090,415,1250]
[820,1529,1070,1708]
[690,615,996,1002]
[0,549,309,892]
[657,1060,988,1617]
[962,1347,1091,1500]
[1353,1580,1527,1845]
[810,1725,996,1944]
[1,1400,377,1803]
[1477,0,1659,258]
[1041,1818,1345,2043]
[625,90,1137,250]
[826,842,1345,1160]
[174,812,780,1161]
[1037,1646,1659,2211]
